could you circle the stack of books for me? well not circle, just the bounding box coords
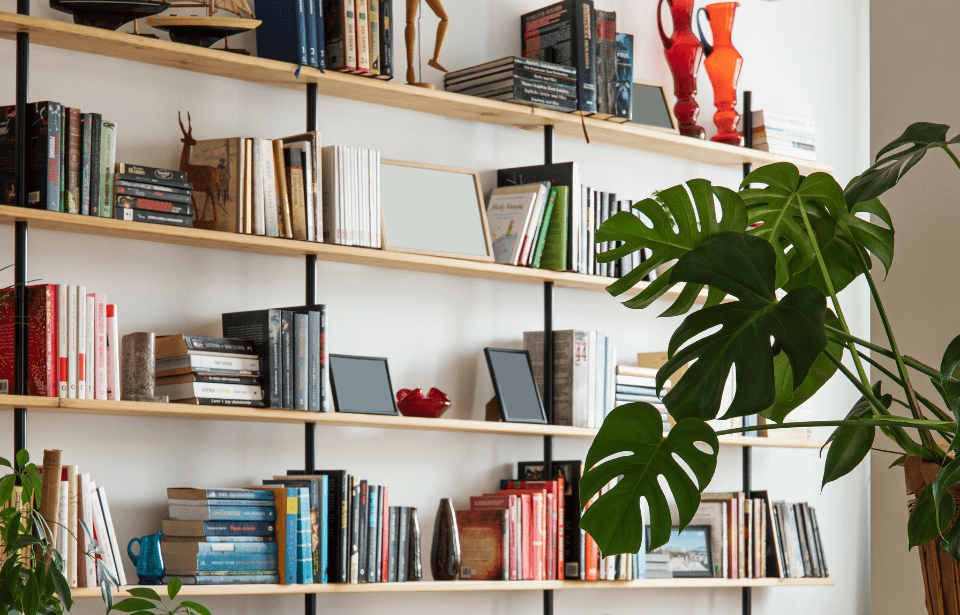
[221,306,327,411]
[0,284,120,400]
[114,163,194,227]
[614,365,671,434]
[161,488,281,585]
[751,110,816,161]
[645,553,671,579]
[154,334,264,407]
[444,57,578,113]
[0,101,117,216]
[320,145,381,248]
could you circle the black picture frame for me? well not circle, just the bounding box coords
[645,524,715,578]
[328,354,399,416]
[483,348,548,425]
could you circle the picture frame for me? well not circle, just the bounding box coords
[328,354,399,416]
[630,80,679,133]
[483,348,548,425]
[380,159,495,262]
[645,524,714,578]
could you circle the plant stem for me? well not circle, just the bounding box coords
[857,350,953,422]
[826,325,942,379]
[715,418,955,437]
[941,144,960,172]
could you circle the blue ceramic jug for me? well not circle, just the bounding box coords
[128,531,165,585]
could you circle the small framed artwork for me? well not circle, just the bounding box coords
[630,80,679,133]
[483,348,548,424]
[645,524,714,578]
[329,354,399,416]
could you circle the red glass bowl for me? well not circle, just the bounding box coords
[396,388,451,419]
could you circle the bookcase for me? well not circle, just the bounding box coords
[0,2,871,615]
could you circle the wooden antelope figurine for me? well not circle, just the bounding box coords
[178,112,221,229]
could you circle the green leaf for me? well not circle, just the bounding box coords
[932,456,960,534]
[740,164,843,287]
[940,513,960,561]
[939,334,960,432]
[6,536,43,550]
[48,565,71,612]
[0,475,15,507]
[821,420,875,488]
[23,570,39,615]
[0,456,11,468]
[762,312,843,423]
[112,599,159,612]
[125,588,162,601]
[890,455,907,468]
[101,576,113,613]
[180,601,212,615]
[579,403,718,555]
[167,577,182,600]
[908,484,942,549]
[595,179,747,316]
[845,122,960,205]
[659,232,828,421]
[822,382,891,450]
[15,450,28,469]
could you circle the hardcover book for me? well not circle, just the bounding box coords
[376,0,393,80]
[156,334,257,359]
[0,284,57,397]
[115,208,193,227]
[98,119,117,218]
[486,187,541,265]
[256,0,308,65]
[613,33,633,122]
[456,510,507,580]
[221,308,283,408]
[0,102,63,211]
[188,137,244,233]
[324,0,358,71]
[593,10,616,118]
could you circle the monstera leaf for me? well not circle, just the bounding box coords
[845,123,960,205]
[739,163,843,287]
[939,333,960,428]
[658,232,828,421]
[579,403,719,555]
[596,179,747,317]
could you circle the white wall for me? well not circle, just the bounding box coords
[0,1,871,614]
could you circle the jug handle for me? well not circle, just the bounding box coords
[127,537,141,567]
[696,8,713,56]
[657,0,672,49]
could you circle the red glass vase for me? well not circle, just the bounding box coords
[657,0,704,139]
[697,2,743,145]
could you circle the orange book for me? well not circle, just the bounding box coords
[584,490,600,581]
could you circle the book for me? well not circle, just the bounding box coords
[397,506,410,582]
[221,308,283,408]
[324,0,358,71]
[358,480,369,582]
[115,207,193,227]
[157,373,261,387]
[445,57,577,86]
[486,187,541,265]
[163,552,280,573]
[160,539,279,555]
[168,504,277,522]
[366,484,378,582]
[62,108,81,213]
[377,0,393,80]
[523,330,590,427]
[367,0,380,76]
[287,469,348,583]
[281,132,321,242]
[165,574,280,585]
[116,195,194,217]
[496,182,549,265]
[155,354,261,376]
[155,381,263,402]
[0,284,57,397]
[612,33,633,122]
[155,334,257,359]
[265,477,323,583]
[593,10,616,118]
[256,0,308,65]
[247,486,289,584]
[387,506,399,581]
[80,114,92,214]
[98,119,117,218]
[188,137,244,233]
[355,0,371,74]
[115,183,193,204]
[349,475,360,583]
[305,0,319,67]
[284,146,308,241]
[96,485,127,585]
[457,510,507,580]
[167,488,276,501]
[507,479,562,580]
[517,460,581,579]
[0,102,63,211]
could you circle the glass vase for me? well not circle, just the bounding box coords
[697,2,743,145]
[657,0,705,138]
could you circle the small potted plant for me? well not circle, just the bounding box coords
[581,122,960,615]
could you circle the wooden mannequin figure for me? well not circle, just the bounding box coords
[405,0,449,88]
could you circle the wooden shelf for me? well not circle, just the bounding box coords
[0,395,824,448]
[70,577,835,598]
[0,12,833,176]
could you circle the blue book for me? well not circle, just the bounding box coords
[366,485,378,583]
[168,504,277,522]
[255,0,308,66]
[160,540,278,555]
[167,498,279,507]
[165,574,280,585]
[167,488,275,501]
[297,488,314,583]
[284,487,299,584]
[165,552,279,572]
[315,0,325,68]
[305,0,319,67]
[319,475,329,583]
[615,384,659,397]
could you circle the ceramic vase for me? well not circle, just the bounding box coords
[430,498,460,580]
[657,0,705,138]
[698,2,744,145]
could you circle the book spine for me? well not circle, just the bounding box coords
[98,119,117,218]
[39,103,62,211]
[97,487,127,586]
[296,0,309,66]
[65,465,78,587]
[67,285,77,398]
[614,33,633,121]
[306,0,319,67]
[284,489,298,584]
[106,304,119,400]
[281,311,294,408]
[354,0,371,73]
[115,183,192,204]
[377,0,393,79]
[379,486,388,582]
[80,114,92,215]
[57,284,67,397]
[114,164,188,183]
[88,483,118,584]
[115,207,193,227]
[84,295,94,400]
[366,484,378,582]
[63,108,80,213]
[358,480,368,582]
[88,113,102,216]
[319,475,329,583]
[293,313,308,410]
[349,476,360,583]
[297,489,313,583]
[573,0,597,114]
[397,506,409,581]
[166,574,281,585]
[116,195,194,217]
[168,505,277,521]
[387,506,398,582]
[308,310,320,411]
[167,554,279,571]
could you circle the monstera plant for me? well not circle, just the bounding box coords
[581,123,960,570]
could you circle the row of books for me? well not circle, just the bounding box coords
[520,1,633,118]
[221,306,328,411]
[751,110,816,161]
[693,491,829,579]
[257,0,394,79]
[0,101,117,215]
[154,334,264,407]
[0,284,120,400]
[321,145,382,248]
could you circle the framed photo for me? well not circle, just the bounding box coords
[380,159,495,262]
[328,354,399,416]
[630,80,679,133]
[645,524,714,578]
[483,348,548,424]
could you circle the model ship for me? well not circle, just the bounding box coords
[146,0,260,50]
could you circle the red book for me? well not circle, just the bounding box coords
[584,491,600,581]
[0,284,57,396]
[381,486,389,582]
[500,488,544,580]
[507,479,563,580]
[456,509,507,580]
[470,493,518,580]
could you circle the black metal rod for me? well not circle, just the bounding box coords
[742,587,752,615]
[543,588,554,615]
[543,281,554,479]
[742,90,753,179]
[544,125,554,165]
[304,594,317,615]
[742,445,752,615]
[13,0,29,464]
[307,83,318,133]
[304,81,319,498]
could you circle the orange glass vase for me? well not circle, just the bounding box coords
[697,2,743,145]
[657,0,704,139]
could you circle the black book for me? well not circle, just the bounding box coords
[358,480,369,582]
[114,207,193,228]
[116,194,194,217]
[749,489,783,578]
[613,33,634,123]
[792,503,813,577]
[375,486,384,582]
[0,101,63,211]
[264,478,321,582]
[115,183,193,204]
[294,312,308,410]
[376,0,393,80]
[280,310,294,409]
[396,507,410,582]
[387,506,399,582]
[800,502,821,576]
[518,459,583,580]
[221,308,283,409]
[158,373,261,386]
[87,112,102,215]
[809,507,828,577]
[288,469,349,583]
[496,162,581,272]
[349,475,360,583]
[588,188,597,276]
[280,305,327,412]
[520,0,597,114]
[179,397,267,408]
[115,179,193,197]
[366,484,378,583]
[115,168,192,190]
[445,59,576,87]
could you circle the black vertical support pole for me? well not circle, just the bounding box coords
[305,83,319,610]
[13,0,30,467]
[741,89,752,615]
[543,124,554,615]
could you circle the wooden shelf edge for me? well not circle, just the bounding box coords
[70,577,834,597]
[0,395,826,448]
[0,12,833,175]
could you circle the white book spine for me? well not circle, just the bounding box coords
[85,295,94,399]
[56,481,69,560]
[586,331,595,429]
[58,283,68,398]
[76,285,86,399]
[313,136,322,243]
[155,381,264,401]
[94,294,107,399]
[78,472,95,587]
[251,138,265,235]
[303,145,315,242]
[87,481,118,583]
[66,464,79,587]
[106,305,119,400]
[261,139,280,237]
[374,149,381,248]
[67,285,77,398]
[97,487,127,586]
